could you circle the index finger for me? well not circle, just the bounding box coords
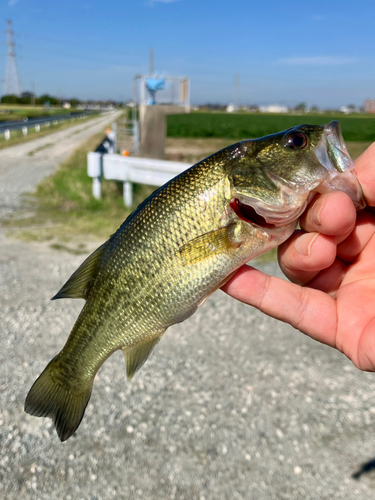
[354,142,375,207]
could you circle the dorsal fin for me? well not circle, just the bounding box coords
[122,335,163,380]
[52,241,108,300]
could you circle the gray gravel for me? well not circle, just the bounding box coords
[1,123,375,499]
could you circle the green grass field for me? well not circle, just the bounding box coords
[167,112,375,142]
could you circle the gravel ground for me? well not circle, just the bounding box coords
[1,123,375,499]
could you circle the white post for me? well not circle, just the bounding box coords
[87,152,103,199]
[22,126,28,136]
[92,177,102,199]
[4,129,10,140]
[123,181,133,207]
[35,124,40,132]
[107,130,117,154]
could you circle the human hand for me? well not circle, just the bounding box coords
[222,143,375,371]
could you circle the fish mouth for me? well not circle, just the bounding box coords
[314,121,365,210]
[230,198,276,228]
[232,183,316,228]
[229,195,310,229]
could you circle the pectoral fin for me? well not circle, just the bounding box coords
[122,335,162,380]
[179,225,242,266]
[52,241,108,300]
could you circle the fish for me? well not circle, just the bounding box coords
[25,120,365,441]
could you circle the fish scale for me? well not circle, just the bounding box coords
[25,121,365,441]
[64,159,230,358]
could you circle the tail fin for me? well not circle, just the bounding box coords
[24,358,92,442]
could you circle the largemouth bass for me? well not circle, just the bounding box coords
[25,121,364,441]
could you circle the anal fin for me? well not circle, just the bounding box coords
[122,335,162,380]
[52,241,108,300]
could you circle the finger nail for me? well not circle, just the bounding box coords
[310,195,327,226]
[294,233,319,256]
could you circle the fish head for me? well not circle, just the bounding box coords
[228,121,365,228]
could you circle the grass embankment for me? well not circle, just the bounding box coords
[6,132,155,249]
[0,113,99,150]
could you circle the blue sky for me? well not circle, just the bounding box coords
[1,0,375,107]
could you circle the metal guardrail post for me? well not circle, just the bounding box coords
[87,152,103,199]
[123,181,133,207]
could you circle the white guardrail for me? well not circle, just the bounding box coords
[1,112,93,140]
[87,152,191,207]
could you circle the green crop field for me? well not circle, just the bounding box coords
[167,112,375,142]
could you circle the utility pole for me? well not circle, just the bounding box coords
[31,81,36,106]
[4,20,21,96]
[234,73,239,110]
[150,48,154,76]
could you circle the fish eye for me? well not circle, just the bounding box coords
[285,132,308,150]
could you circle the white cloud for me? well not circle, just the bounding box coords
[8,0,20,6]
[278,56,358,66]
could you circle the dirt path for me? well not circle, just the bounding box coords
[0,111,121,222]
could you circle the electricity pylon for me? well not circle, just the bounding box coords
[3,19,21,96]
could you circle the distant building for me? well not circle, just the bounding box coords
[226,103,236,113]
[340,105,358,114]
[340,106,350,114]
[259,105,289,113]
[364,100,375,113]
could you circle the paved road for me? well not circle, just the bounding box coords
[1,123,375,499]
